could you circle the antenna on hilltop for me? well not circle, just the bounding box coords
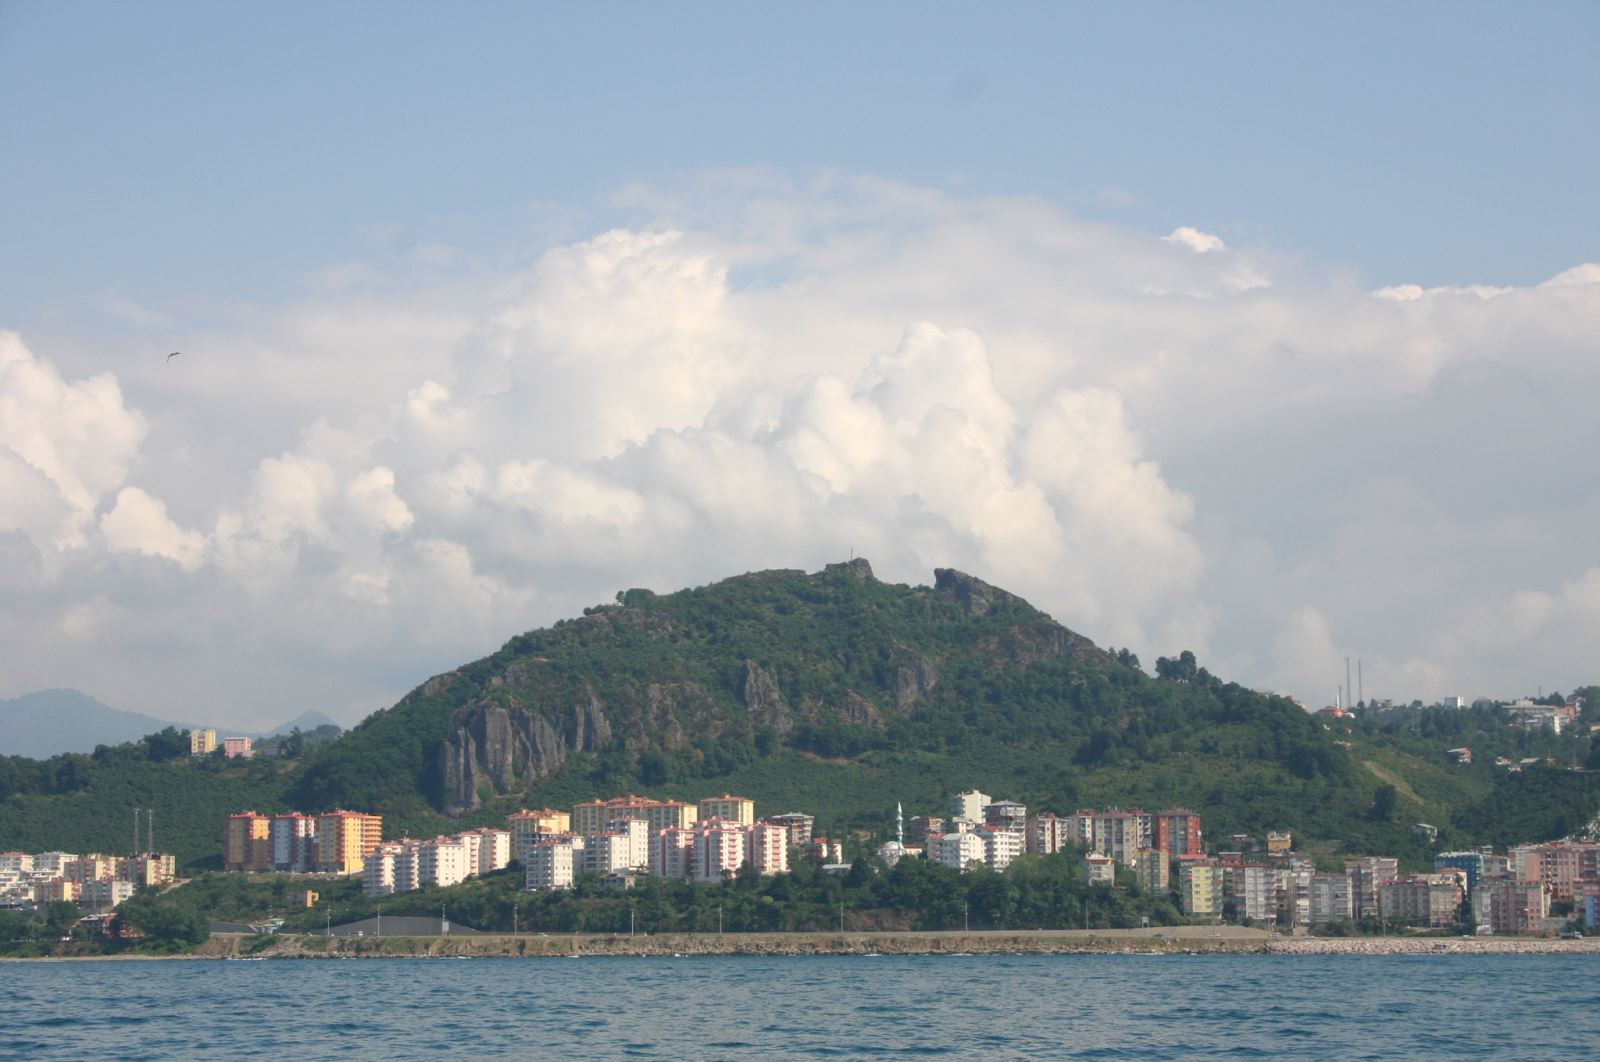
[1345,657,1353,711]
[1358,660,1364,707]
[148,808,154,854]
[133,808,140,857]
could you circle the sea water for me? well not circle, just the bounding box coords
[2,954,1596,1059]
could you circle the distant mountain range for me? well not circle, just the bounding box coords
[0,689,340,759]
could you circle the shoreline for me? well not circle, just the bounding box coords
[9,927,1597,961]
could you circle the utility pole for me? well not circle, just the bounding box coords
[512,901,518,940]
[718,904,723,935]
[630,906,635,938]
[963,900,969,933]
[325,909,331,938]
[376,909,381,938]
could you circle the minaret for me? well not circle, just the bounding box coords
[896,802,904,846]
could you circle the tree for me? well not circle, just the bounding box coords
[1369,784,1398,822]
[45,901,80,937]
[144,727,189,763]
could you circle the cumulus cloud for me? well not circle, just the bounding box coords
[0,331,145,549]
[99,487,206,571]
[2,178,1596,724]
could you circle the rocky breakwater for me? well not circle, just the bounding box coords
[1266,935,1600,956]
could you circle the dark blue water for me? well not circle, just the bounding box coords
[2,955,1596,1058]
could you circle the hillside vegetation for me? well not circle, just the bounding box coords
[5,562,1596,867]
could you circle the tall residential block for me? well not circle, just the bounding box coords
[950,790,991,824]
[768,813,814,847]
[1152,809,1204,856]
[270,812,318,873]
[316,810,383,874]
[1180,860,1222,921]
[1136,848,1169,894]
[698,794,755,827]
[190,728,218,756]
[224,812,272,872]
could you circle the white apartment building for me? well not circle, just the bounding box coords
[950,790,991,823]
[655,827,695,879]
[363,843,402,897]
[582,831,636,877]
[418,837,470,889]
[600,819,652,872]
[748,821,790,876]
[933,831,987,872]
[526,836,584,891]
[693,819,748,883]
[1238,864,1277,923]
[980,827,1023,872]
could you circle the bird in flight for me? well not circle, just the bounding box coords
[167,351,180,361]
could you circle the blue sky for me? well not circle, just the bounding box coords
[1,4,1596,727]
[4,2,1595,327]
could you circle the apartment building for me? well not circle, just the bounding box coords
[508,808,571,863]
[1152,809,1204,856]
[316,810,383,874]
[1378,874,1464,927]
[950,790,991,823]
[693,819,749,882]
[699,795,755,826]
[1473,880,1549,934]
[1344,857,1400,919]
[1136,848,1169,894]
[768,813,815,847]
[225,812,273,872]
[1180,861,1222,921]
[748,821,791,876]
[1071,810,1149,866]
[1309,873,1355,925]
[270,812,318,873]
[525,836,584,891]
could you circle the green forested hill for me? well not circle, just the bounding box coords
[5,562,1596,867]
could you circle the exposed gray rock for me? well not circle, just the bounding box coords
[888,645,939,711]
[739,660,794,735]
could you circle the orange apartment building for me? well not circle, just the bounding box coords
[315,810,384,874]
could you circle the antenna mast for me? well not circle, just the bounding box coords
[1345,657,1353,710]
[148,808,154,854]
[133,808,140,857]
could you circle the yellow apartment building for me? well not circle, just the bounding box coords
[316,810,383,874]
[698,794,755,826]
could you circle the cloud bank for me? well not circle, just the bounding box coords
[3,176,1596,727]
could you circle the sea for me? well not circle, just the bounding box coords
[3,954,1596,1059]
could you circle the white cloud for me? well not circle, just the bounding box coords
[2,178,1597,724]
[0,331,145,548]
[99,487,207,571]
[1164,226,1227,253]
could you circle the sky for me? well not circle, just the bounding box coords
[1,3,1597,730]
